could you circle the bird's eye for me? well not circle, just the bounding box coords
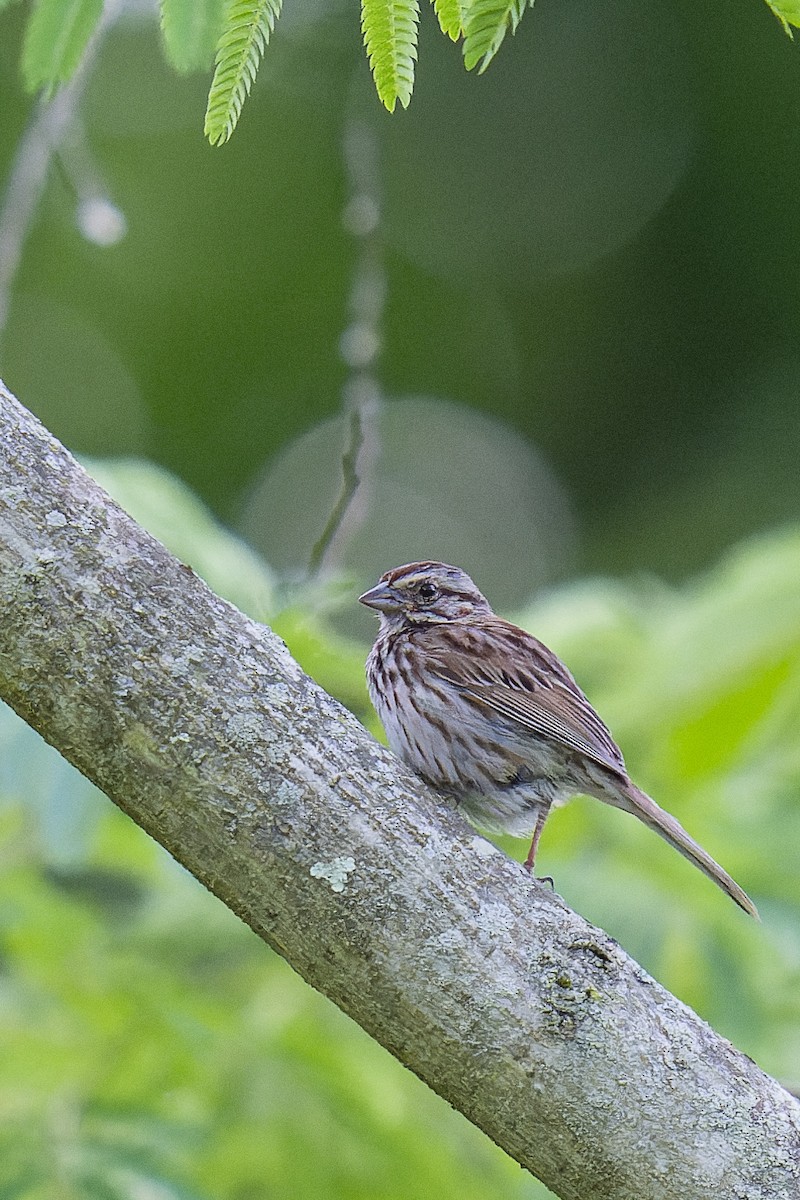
[417,581,437,602]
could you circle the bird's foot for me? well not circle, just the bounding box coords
[522,859,554,888]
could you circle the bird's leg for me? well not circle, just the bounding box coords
[523,809,546,870]
[523,809,552,884]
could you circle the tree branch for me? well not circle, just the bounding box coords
[0,382,797,1200]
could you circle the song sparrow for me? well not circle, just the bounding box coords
[360,561,757,917]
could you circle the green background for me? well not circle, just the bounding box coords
[0,1,799,1197]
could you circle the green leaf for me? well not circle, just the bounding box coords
[462,0,530,73]
[160,0,228,73]
[204,0,283,146]
[361,0,420,113]
[763,0,800,34]
[432,0,468,41]
[21,0,103,92]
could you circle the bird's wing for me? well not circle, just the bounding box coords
[417,619,627,777]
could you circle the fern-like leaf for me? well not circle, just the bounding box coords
[432,0,468,41]
[204,0,282,146]
[462,0,530,73]
[21,0,103,92]
[362,0,420,113]
[763,0,799,35]
[160,0,227,73]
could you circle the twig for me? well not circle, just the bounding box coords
[308,116,385,575]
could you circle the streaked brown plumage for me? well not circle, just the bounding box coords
[360,561,757,918]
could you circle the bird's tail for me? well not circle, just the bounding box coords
[610,782,758,919]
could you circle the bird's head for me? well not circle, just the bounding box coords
[359,561,491,631]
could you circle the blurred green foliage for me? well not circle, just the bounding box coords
[0,461,797,1198]
[21,0,103,92]
[2,0,799,594]
[161,0,226,75]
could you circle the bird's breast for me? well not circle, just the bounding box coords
[366,638,563,799]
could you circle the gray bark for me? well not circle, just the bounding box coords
[0,381,797,1200]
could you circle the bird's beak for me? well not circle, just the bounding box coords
[358,581,401,613]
